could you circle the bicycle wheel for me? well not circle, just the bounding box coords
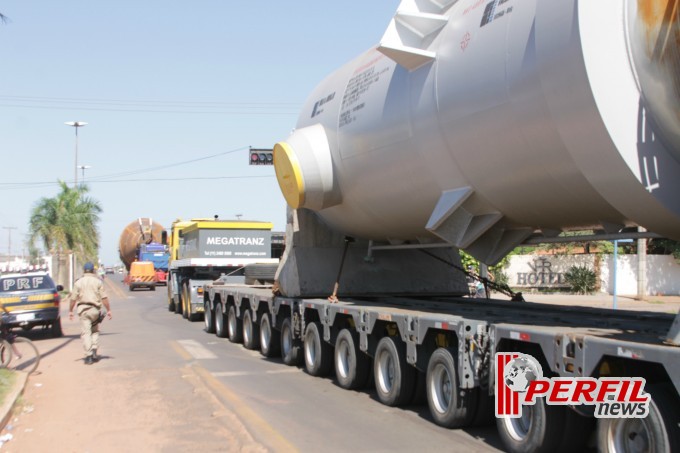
[11,337,40,374]
[0,339,12,368]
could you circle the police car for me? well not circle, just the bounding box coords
[0,271,64,337]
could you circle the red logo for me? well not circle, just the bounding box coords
[460,32,471,51]
[495,353,650,418]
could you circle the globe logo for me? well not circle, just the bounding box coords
[504,355,543,393]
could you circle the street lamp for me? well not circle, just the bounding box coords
[78,165,92,186]
[65,121,88,187]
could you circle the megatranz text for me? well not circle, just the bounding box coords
[205,237,265,246]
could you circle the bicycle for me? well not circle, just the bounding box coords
[0,323,40,374]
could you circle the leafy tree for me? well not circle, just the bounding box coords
[28,181,102,278]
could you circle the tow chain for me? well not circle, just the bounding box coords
[418,249,524,301]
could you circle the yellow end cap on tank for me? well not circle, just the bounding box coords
[273,141,305,209]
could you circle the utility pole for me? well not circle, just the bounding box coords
[2,226,17,258]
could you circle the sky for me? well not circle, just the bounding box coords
[0,1,400,266]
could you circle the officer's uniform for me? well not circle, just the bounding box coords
[72,272,107,359]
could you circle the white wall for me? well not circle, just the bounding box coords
[505,254,680,296]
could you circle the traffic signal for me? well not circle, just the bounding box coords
[249,148,274,166]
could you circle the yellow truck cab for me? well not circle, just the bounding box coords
[128,261,156,291]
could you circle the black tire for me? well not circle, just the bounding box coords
[50,318,63,338]
[215,304,227,338]
[204,300,215,333]
[334,329,371,390]
[11,337,40,374]
[597,383,679,453]
[174,286,183,315]
[227,305,243,343]
[129,285,134,292]
[244,263,278,285]
[151,285,156,291]
[242,309,260,350]
[259,313,280,358]
[496,398,570,453]
[426,348,478,428]
[281,317,302,366]
[167,279,175,312]
[182,284,190,319]
[304,322,333,377]
[374,336,416,406]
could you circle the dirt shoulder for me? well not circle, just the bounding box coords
[0,286,266,453]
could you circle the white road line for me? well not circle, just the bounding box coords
[212,369,301,378]
[177,339,217,359]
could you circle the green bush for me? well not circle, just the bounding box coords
[564,265,596,294]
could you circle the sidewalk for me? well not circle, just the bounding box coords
[0,288,266,453]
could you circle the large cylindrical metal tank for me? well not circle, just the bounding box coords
[118,218,165,270]
[274,0,680,264]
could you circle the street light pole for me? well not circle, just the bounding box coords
[65,121,88,187]
[78,165,92,187]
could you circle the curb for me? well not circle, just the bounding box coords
[0,371,28,432]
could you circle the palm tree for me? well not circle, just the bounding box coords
[29,181,102,284]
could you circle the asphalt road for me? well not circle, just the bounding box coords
[128,276,500,452]
[110,276,504,452]
[3,275,504,452]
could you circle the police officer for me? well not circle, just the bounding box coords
[69,262,112,365]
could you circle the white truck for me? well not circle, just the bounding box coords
[197,1,679,452]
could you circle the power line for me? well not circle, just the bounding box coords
[0,146,275,191]
[0,94,300,115]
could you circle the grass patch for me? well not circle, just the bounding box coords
[0,369,16,403]
[645,300,665,305]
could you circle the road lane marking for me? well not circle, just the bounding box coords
[212,369,301,378]
[104,278,127,299]
[192,364,298,452]
[175,339,217,359]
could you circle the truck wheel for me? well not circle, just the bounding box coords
[167,281,174,311]
[227,305,243,343]
[304,322,333,377]
[597,383,679,453]
[426,348,477,428]
[334,328,371,389]
[50,318,63,338]
[182,284,190,319]
[174,289,182,315]
[215,304,228,338]
[204,300,215,333]
[242,309,260,350]
[259,313,280,358]
[374,336,416,406]
[281,317,302,366]
[496,398,568,453]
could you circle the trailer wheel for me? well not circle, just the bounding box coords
[259,313,280,357]
[496,398,569,453]
[334,329,371,390]
[204,300,215,333]
[426,348,477,428]
[215,304,227,338]
[374,336,416,406]
[597,383,679,453]
[227,305,243,344]
[242,309,260,350]
[304,322,333,377]
[281,317,302,366]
